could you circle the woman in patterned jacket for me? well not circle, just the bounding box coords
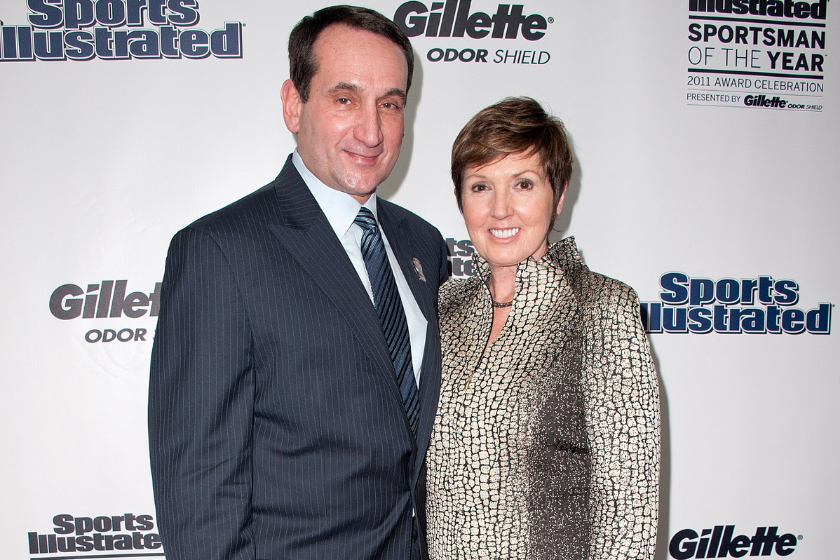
[426,97,660,559]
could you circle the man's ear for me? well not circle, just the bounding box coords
[281,79,303,134]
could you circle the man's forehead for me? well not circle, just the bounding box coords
[314,23,388,47]
[311,24,407,79]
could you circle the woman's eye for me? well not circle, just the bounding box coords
[470,183,488,192]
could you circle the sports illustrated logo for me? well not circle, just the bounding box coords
[670,525,800,559]
[641,273,833,334]
[446,237,475,277]
[393,0,552,66]
[684,0,828,110]
[28,513,162,555]
[689,0,828,19]
[49,280,161,343]
[0,0,243,62]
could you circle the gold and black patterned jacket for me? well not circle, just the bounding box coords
[427,237,660,560]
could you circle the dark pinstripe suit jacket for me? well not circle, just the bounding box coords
[148,156,449,560]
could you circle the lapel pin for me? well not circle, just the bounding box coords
[412,258,427,282]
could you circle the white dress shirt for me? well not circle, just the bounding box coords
[292,151,427,387]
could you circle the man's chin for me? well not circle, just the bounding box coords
[339,175,388,198]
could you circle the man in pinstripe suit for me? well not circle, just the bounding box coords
[148,6,448,560]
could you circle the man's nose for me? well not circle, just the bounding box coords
[354,103,384,148]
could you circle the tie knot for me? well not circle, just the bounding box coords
[354,206,378,232]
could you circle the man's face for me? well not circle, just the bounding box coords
[282,25,408,203]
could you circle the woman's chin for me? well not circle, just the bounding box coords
[483,254,527,271]
[481,241,549,271]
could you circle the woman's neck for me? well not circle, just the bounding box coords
[488,264,517,304]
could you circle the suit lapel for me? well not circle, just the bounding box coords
[377,203,436,323]
[266,159,413,440]
[378,202,442,482]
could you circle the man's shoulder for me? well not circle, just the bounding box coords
[189,181,278,232]
[184,161,304,238]
[160,183,280,264]
[378,197,440,238]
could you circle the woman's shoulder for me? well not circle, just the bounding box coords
[577,269,639,308]
[549,237,640,311]
[439,276,484,310]
[437,277,489,331]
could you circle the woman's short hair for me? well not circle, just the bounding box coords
[451,97,573,214]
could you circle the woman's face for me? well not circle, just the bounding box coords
[461,151,564,271]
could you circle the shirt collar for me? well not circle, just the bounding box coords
[292,150,378,238]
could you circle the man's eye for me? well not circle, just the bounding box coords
[337,97,351,104]
[382,101,402,110]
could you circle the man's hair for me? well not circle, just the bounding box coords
[451,97,573,217]
[288,5,415,103]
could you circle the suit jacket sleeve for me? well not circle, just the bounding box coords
[584,284,660,560]
[148,225,256,560]
[438,236,450,287]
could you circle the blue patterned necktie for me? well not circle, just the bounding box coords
[354,207,419,436]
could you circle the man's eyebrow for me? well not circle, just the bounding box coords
[326,82,407,102]
[383,88,407,102]
[327,82,360,95]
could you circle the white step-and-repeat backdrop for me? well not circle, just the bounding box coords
[1,0,837,558]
